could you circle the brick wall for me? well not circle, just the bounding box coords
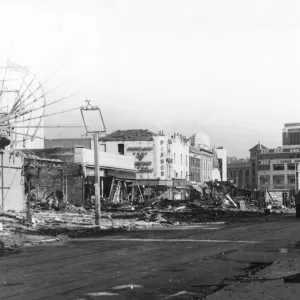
[65,163,84,206]
[29,167,64,200]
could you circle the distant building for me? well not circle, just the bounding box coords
[283,123,300,146]
[227,142,268,191]
[189,133,227,185]
[189,145,214,184]
[249,143,268,188]
[189,131,214,183]
[227,161,251,190]
[228,122,300,205]
[257,145,300,205]
[214,147,227,181]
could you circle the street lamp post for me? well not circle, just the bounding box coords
[80,100,106,226]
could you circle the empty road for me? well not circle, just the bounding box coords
[1,215,300,300]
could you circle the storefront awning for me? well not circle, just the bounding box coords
[106,169,136,180]
[85,164,136,180]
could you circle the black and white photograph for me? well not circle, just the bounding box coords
[1,0,300,299]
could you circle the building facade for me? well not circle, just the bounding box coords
[282,123,300,146]
[214,147,227,181]
[227,161,251,189]
[22,147,136,205]
[188,132,214,185]
[257,146,300,204]
[227,123,300,205]
[99,130,189,181]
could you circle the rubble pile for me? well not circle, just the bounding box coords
[100,129,156,142]
[137,210,172,224]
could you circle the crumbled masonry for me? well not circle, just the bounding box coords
[0,180,296,253]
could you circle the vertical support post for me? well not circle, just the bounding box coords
[94,132,101,225]
[295,163,300,218]
[173,179,175,200]
[1,151,4,212]
[131,184,135,204]
[100,177,104,198]
[82,176,85,207]
[27,179,32,223]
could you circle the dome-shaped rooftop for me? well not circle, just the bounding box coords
[191,131,210,149]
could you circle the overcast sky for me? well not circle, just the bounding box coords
[1,0,300,157]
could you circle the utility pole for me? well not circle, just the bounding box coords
[94,132,101,225]
[0,149,3,232]
[81,100,106,226]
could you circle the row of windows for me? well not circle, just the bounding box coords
[289,132,300,145]
[260,175,295,185]
[190,157,200,167]
[190,172,201,182]
[258,164,296,171]
[273,164,296,171]
[259,153,300,160]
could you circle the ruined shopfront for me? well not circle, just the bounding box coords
[22,147,136,206]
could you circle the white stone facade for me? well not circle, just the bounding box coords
[214,147,227,181]
[100,133,189,180]
[171,134,189,180]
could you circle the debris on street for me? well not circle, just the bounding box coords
[0,179,296,253]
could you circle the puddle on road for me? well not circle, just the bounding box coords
[164,290,200,299]
[86,292,119,296]
[111,284,143,290]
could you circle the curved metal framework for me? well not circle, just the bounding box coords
[0,60,46,150]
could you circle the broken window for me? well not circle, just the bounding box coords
[273,164,284,171]
[273,175,284,185]
[118,144,124,155]
[288,164,296,170]
[288,175,296,185]
[260,176,270,185]
[258,165,270,171]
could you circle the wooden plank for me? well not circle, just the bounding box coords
[225,194,238,208]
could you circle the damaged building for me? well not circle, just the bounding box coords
[98,129,227,200]
[20,147,136,206]
[98,129,189,200]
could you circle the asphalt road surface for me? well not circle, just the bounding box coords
[1,215,300,300]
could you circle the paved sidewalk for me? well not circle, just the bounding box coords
[207,257,300,300]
